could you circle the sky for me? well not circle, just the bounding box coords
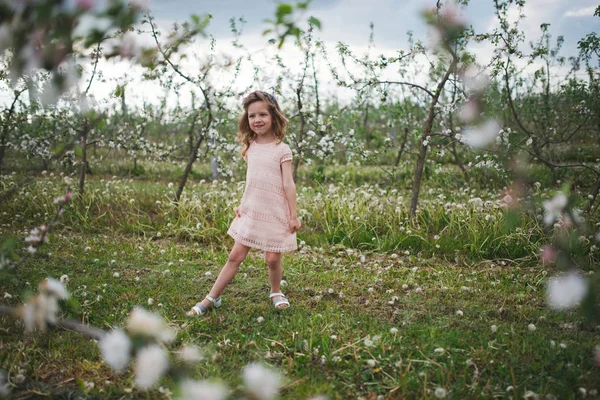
[4,0,599,111]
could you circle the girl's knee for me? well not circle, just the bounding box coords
[227,252,246,265]
[265,252,281,269]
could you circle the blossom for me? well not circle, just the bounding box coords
[134,344,169,389]
[434,388,447,398]
[540,245,556,265]
[242,362,282,400]
[462,119,501,148]
[462,66,490,93]
[127,307,176,342]
[99,329,131,372]
[41,278,69,300]
[76,0,94,10]
[543,193,568,226]
[546,271,588,310]
[528,323,536,331]
[178,379,228,400]
[390,327,399,334]
[178,345,204,364]
[458,100,479,123]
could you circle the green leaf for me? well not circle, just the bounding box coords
[263,29,273,36]
[276,4,293,20]
[308,16,321,29]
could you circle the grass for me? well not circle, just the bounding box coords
[1,232,598,399]
[0,162,599,399]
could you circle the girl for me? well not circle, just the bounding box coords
[187,91,301,316]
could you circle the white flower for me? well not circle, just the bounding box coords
[99,329,131,372]
[178,345,204,364]
[390,327,399,334]
[543,193,567,226]
[462,119,501,148]
[178,379,228,400]
[59,274,69,283]
[364,337,374,347]
[242,362,282,400]
[462,66,490,93]
[546,271,588,310]
[127,307,176,343]
[525,138,533,146]
[134,345,169,390]
[41,278,69,300]
[455,310,463,316]
[366,359,377,367]
[528,323,536,331]
[434,348,445,354]
[257,316,265,323]
[113,272,120,278]
[434,388,447,398]
[491,325,497,333]
[458,100,478,123]
[148,298,154,305]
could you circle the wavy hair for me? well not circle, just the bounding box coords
[238,91,288,158]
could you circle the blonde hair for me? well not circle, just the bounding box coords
[238,91,288,158]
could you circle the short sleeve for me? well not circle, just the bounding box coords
[280,144,293,164]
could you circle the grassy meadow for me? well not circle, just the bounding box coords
[1,156,599,399]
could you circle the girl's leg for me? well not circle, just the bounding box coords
[265,252,287,308]
[198,241,251,309]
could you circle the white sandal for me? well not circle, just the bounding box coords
[270,292,290,309]
[186,295,222,316]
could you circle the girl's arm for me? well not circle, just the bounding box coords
[281,160,301,233]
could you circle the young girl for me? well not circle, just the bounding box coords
[187,91,301,316]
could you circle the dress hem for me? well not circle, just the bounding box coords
[227,229,297,253]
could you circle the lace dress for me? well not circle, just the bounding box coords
[227,140,297,252]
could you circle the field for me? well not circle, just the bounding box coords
[1,158,599,399]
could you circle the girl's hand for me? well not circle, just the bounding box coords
[234,207,241,218]
[289,217,301,233]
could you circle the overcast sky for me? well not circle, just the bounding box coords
[100,0,596,109]
[147,0,597,55]
[4,0,597,110]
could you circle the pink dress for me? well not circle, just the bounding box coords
[227,140,297,253]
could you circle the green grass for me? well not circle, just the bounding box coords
[1,232,598,399]
[0,162,599,399]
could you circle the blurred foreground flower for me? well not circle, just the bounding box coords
[243,362,282,400]
[546,271,588,310]
[462,119,501,148]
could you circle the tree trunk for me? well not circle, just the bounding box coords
[410,59,457,218]
[0,89,25,175]
[292,87,305,182]
[450,141,468,182]
[78,124,88,197]
[363,103,370,149]
[175,126,208,204]
[393,127,409,169]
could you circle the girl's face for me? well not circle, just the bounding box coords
[247,101,273,137]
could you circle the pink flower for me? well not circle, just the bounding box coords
[76,0,94,10]
[540,245,556,265]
